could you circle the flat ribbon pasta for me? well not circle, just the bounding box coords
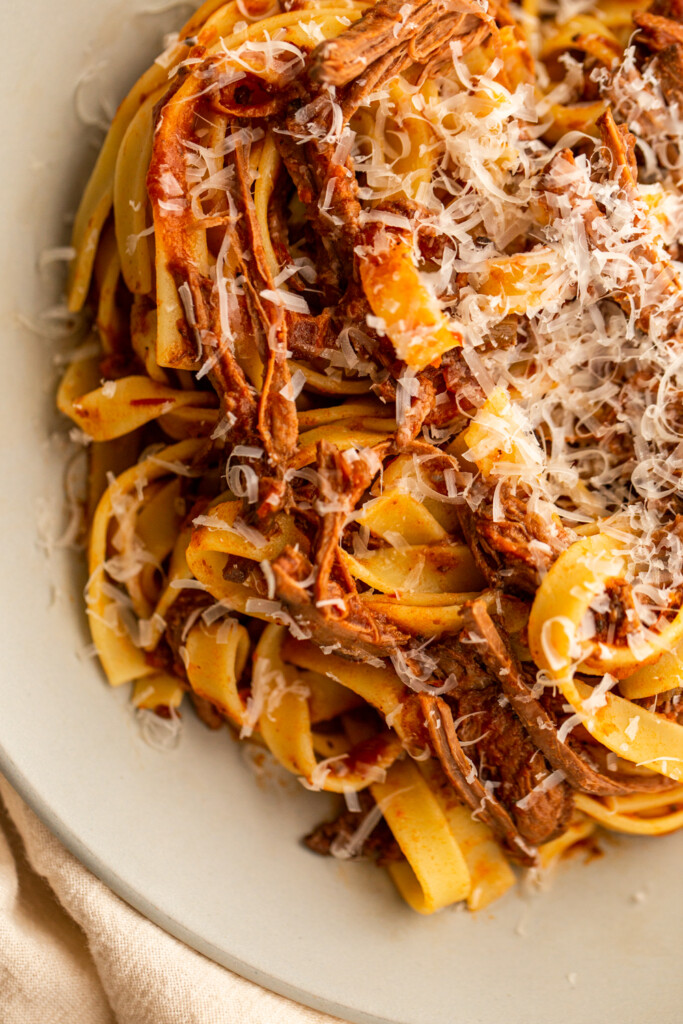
[528,534,683,782]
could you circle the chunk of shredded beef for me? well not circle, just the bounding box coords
[309,0,496,88]
[592,579,640,645]
[647,0,683,20]
[272,440,417,658]
[272,545,410,659]
[598,109,639,185]
[420,695,547,863]
[395,372,437,448]
[417,610,574,858]
[456,686,574,847]
[457,480,576,595]
[635,10,683,49]
[651,42,683,108]
[304,790,404,865]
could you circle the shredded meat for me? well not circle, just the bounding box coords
[457,480,576,595]
[272,545,410,659]
[162,589,213,679]
[309,0,496,88]
[231,137,300,514]
[421,695,554,863]
[272,439,417,658]
[635,9,683,49]
[652,42,683,108]
[647,0,683,19]
[190,692,225,730]
[419,607,576,857]
[464,601,678,795]
[592,580,640,645]
[314,439,384,598]
[395,372,437,448]
[635,690,683,722]
[421,594,674,863]
[598,109,639,185]
[304,790,403,865]
[456,686,573,847]
[374,348,484,448]
[440,349,486,409]
[602,12,683,183]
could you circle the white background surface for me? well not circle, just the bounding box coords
[0,3,681,1021]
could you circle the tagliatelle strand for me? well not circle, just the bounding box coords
[87,439,205,685]
[528,534,683,782]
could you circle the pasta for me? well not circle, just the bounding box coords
[58,0,683,914]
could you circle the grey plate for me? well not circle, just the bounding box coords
[1,3,681,1022]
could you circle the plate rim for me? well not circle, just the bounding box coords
[0,743,391,1024]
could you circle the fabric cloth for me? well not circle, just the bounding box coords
[0,775,346,1024]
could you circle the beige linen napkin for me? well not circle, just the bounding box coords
[0,776,346,1024]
